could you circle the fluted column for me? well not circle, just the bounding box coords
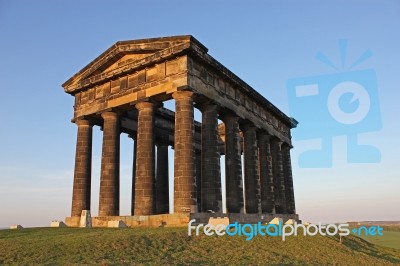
[99,111,120,216]
[242,124,261,214]
[71,119,93,217]
[134,101,156,215]
[221,113,244,213]
[173,91,197,213]
[282,144,296,214]
[271,138,287,214]
[258,132,275,214]
[129,134,137,216]
[156,142,169,214]
[199,101,222,213]
[195,150,202,212]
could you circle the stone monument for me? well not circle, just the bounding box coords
[62,36,299,227]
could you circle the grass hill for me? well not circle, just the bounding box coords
[0,227,399,265]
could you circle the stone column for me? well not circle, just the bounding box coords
[99,111,120,216]
[258,132,275,214]
[282,144,296,214]
[172,91,197,213]
[199,101,222,213]
[195,150,202,212]
[130,134,137,216]
[134,101,156,215]
[221,113,244,213]
[242,124,261,214]
[71,119,93,217]
[270,138,287,214]
[156,142,169,214]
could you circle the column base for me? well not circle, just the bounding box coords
[65,213,191,228]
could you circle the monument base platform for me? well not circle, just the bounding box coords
[190,213,300,225]
[65,213,191,227]
[66,213,300,227]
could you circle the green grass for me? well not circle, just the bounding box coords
[0,227,400,265]
[360,231,400,250]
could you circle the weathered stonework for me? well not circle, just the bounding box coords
[63,35,298,226]
[271,138,287,214]
[242,124,261,214]
[198,101,222,213]
[71,119,92,217]
[134,101,156,215]
[195,150,202,212]
[98,111,120,216]
[282,144,296,214]
[221,113,244,213]
[155,142,169,214]
[172,91,197,214]
[258,132,275,214]
[130,134,137,216]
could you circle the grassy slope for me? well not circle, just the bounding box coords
[0,227,399,265]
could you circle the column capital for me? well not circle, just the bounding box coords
[172,90,194,100]
[196,99,219,113]
[135,101,156,110]
[75,119,92,127]
[155,138,169,147]
[101,110,120,120]
[281,142,292,151]
[258,131,274,144]
[270,137,283,146]
[240,122,257,133]
[219,112,239,123]
[127,133,137,140]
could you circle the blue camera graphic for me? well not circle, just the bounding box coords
[287,44,382,168]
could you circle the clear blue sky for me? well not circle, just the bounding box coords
[0,0,399,227]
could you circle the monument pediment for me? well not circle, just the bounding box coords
[63,35,207,93]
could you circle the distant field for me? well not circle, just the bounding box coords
[360,231,400,250]
[1,227,400,265]
[382,226,400,232]
[348,222,400,249]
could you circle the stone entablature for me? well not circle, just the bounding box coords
[63,36,294,145]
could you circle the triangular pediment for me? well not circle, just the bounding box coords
[62,35,207,92]
[89,52,156,76]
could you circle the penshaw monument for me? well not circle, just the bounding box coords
[62,36,299,227]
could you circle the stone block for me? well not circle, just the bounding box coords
[10,224,23,229]
[80,210,92,228]
[269,217,283,225]
[208,217,230,231]
[51,221,67,227]
[65,216,80,227]
[284,219,295,225]
[108,220,127,228]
